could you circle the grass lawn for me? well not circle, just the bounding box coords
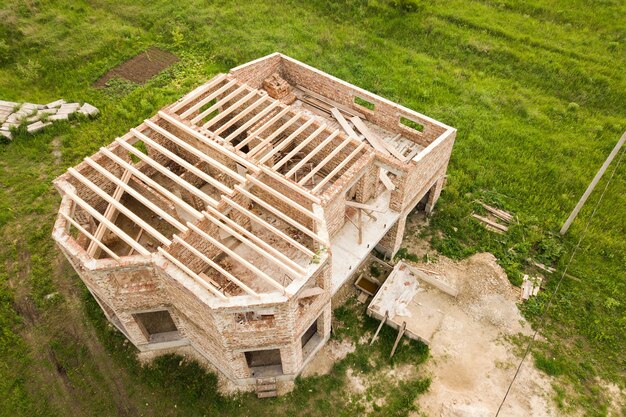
[0,0,624,415]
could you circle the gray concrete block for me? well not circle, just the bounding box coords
[0,130,12,140]
[45,99,66,109]
[49,113,69,121]
[0,100,19,108]
[78,102,99,117]
[27,121,51,133]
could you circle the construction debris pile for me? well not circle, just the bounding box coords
[0,99,99,141]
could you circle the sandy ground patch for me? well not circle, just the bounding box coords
[300,338,356,377]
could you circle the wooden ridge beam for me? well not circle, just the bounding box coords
[68,168,172,247]
[63,187,150,255]
[172,235,258,297]
[191,84,248,124]
[60,212,120,261]
[171,74,228,113]
[180,78,238,119]
[285,130,340,178]
[258,118,316,164]
[83,157,187,232]
[234,185,327,246]
[272,124,327,171]
[222,196,314,257]
[313,142,365,193]
[157,111,260,174]
[101,146,205,219]
[298,137,352,186]
[187,222,285,293]
[131,128,233,196]
[225,101,281,143]
[143,120,244,183]
[235,107,291,151]
[157,247,228,299]
[248,112,303,158]
[203,206,303,278]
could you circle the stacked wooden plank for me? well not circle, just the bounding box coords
[520,274,543,300]
[472,201,513,234]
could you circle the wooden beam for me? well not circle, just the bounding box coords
[130,128,233,196]
[203,207,303,278]
[171,74,228,113]
[143,120,244,182]
[100,146,205,219]
[234,185,327,246]
[298,85,365,118]
[331,108,360,141]
[297,137,351,185]
[213,95,269,136]
[60,212,120,261]
[63,187,150,255]
[202,90,258,129]
[258,166,321,204]
[380,138,405,161]
[83,157,187,232]
[248,112,303,158]
[245,174,321,222]
[191,84,248,124]
[258,118,316,164]
[350,116,390,155]
[187,222,285,293]
[285,130,340,178]
[390,321,406,358]
[272,124,327,171]
[157,111,260,174]
[87,168,131,256]
[222,196,314,258]
[157,247,228,300]
[379,169,396,191]
[235,107,291,151]
[312,143,365,193]
[345,200,385,213]
[357,207,362,245]
[180,78,238,119]
[68,168,172,247]
[172,235,258,297]
[225,101,281,143]
[370,311,388,345]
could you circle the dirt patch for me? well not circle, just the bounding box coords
[94,47,178,87]
[403,252,559,416]
[300,338,355,377]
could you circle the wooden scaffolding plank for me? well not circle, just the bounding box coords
[157,247,228,299]
[222,196,314,258]
[312,143,365,193]
[171,74,228,113]
[350,116,390,155]
[157,111,260,174]
[203,206,303,278]
[180,78,238,119]
[68,168,172,247]
[258,118,316,164]
[272,124,327,171]
[191,84,248,124]
[285,130,340,178]
[297,137,352,185]
[171,235,259,297]
[187,222,285,293]
[60,212,120,261]
[331,108,360,141]
[63,187,150,255]
[234,185,327,246]
[100,146,205,219]
[235,107,291,151]
[143,120,244,183]
[83,157,187,232]
[225,101,281,143]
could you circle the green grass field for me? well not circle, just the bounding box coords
[0,0,624,415]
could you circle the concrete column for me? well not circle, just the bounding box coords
[376,215,407,259]
[425,176,445,214]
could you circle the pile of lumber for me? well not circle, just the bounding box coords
[472,201,513,233]
[520,274,542,300]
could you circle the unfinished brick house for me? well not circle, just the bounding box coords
[52,53,456,394]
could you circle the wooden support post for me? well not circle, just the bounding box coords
[370,311,388,345]
[390,321,406,358]
[560,131,626,235]
[357,208,363,245]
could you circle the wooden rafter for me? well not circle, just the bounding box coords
[272,124,327,171]
[248,112,303,157]
[180,78,238,119]
[258,118,316,164]
[114,138,217,211]
[225,101,282,143]
[213,95,269,136]
[234,107,291,150]
[171,74,228,113]
[258,166,321,204]
[298,137,353,186]
[313,142,366,193]
[202,90,258,129]
[60,212,120,261]
[285,130,340,178]
[191,84,248,124]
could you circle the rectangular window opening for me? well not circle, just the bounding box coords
[353,96,375,111]
[400,116,424,132]
[133,310,180,343]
